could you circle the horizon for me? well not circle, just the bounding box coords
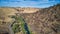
[0,0,60,8]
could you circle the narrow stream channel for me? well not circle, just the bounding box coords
[23,20,30,34]
[22,17,30,34]
[11,15,31,34]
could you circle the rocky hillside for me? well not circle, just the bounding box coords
[20,4,60,34]
[0,4,60,34]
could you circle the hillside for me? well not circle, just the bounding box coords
[20,4,60,34]
[0,4,60,34]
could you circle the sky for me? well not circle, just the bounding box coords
[0,0,60,8]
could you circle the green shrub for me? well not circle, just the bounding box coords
[12,24,20,33]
